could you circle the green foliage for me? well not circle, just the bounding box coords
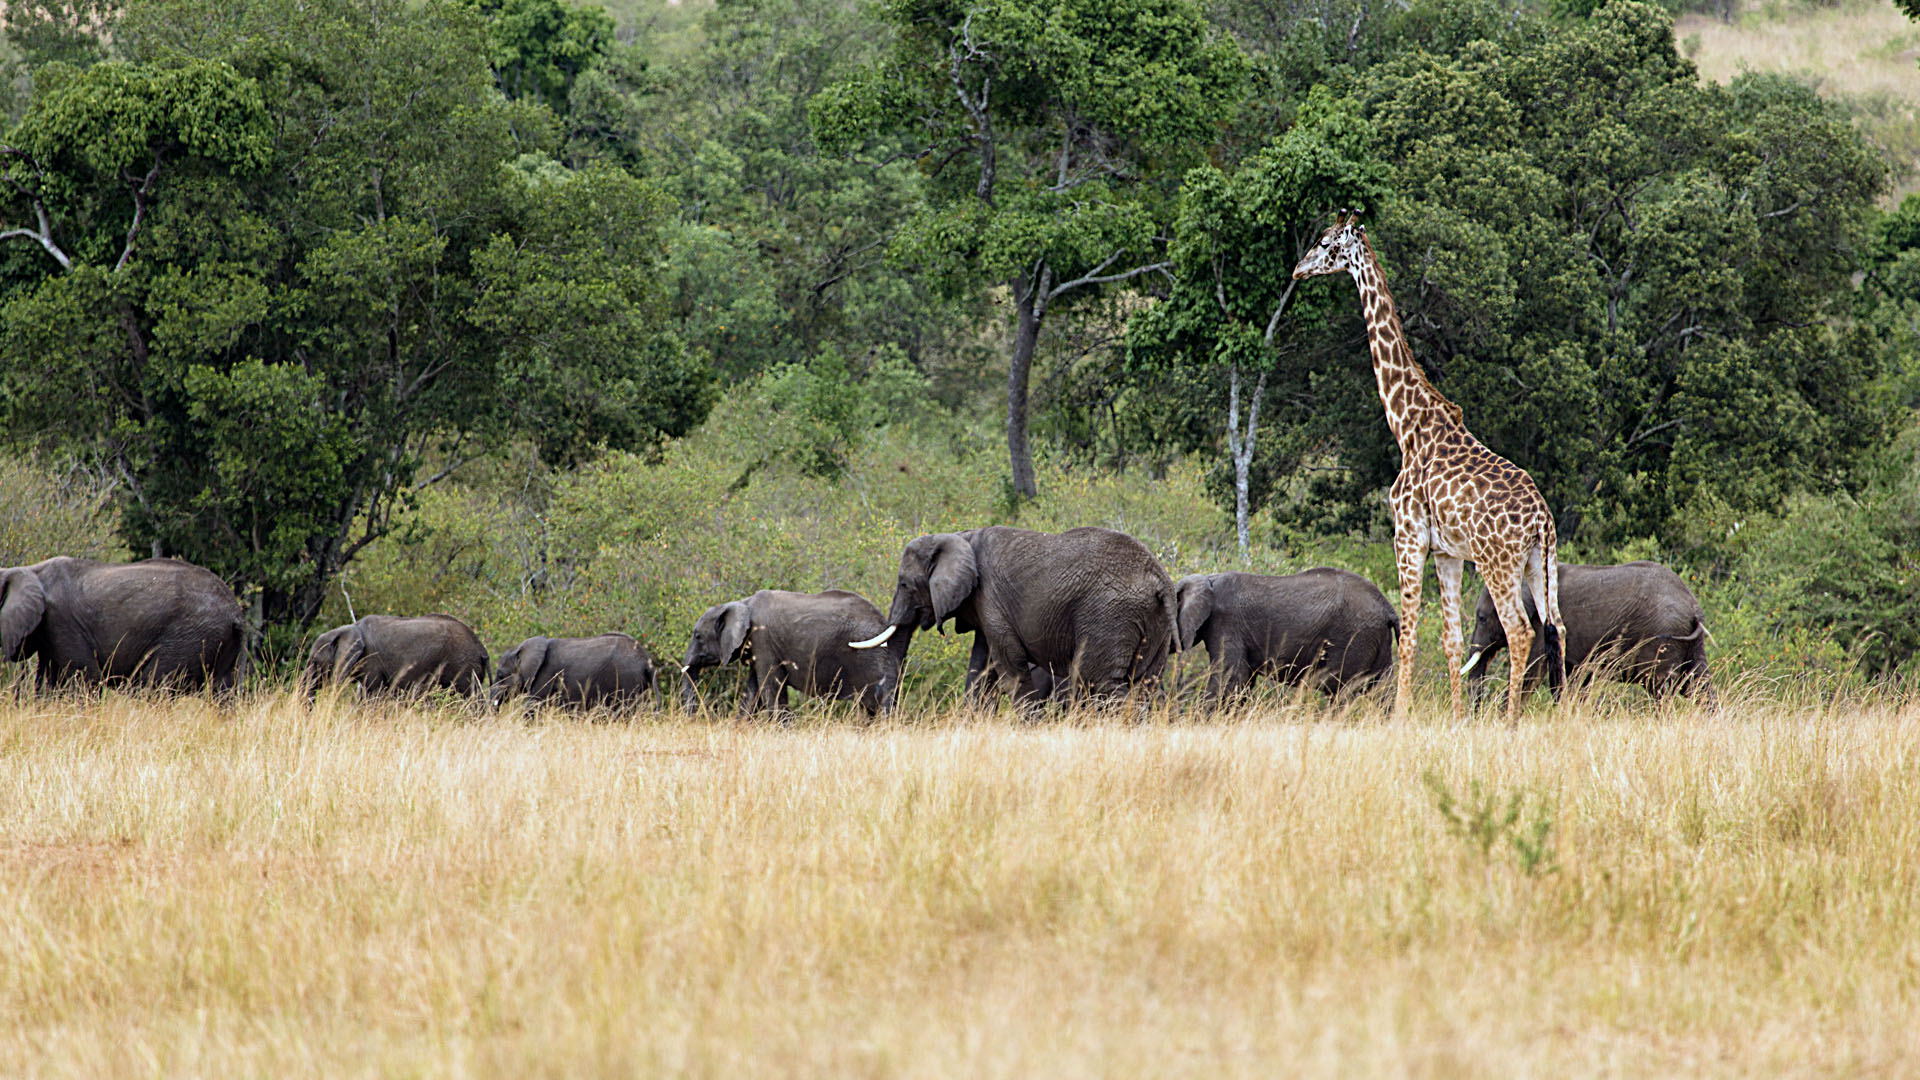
[1721,424,1920,678]
[461,0,614,112]
[815,0,1249,495]
[1126,85,1387,528]
[753,347,929,480]
[0,454,122,565]
[1422,770,1559,878]
[616,0,982,389]
[0,0,707,649]
[2,0,118,70]
[1197,1,1893,551]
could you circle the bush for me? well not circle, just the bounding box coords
[0,455,124,567]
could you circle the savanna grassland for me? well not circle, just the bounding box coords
[1680,0,1920,199]
[2,685,1917,1077]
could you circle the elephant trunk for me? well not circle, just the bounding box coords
[1461,644,1499,709]
[679,665,702,712]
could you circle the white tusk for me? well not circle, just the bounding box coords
[848,625,897,650]
[680,665,691,674]
[1460,649,1486,676]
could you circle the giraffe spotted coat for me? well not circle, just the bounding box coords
[1293,215,1564,722]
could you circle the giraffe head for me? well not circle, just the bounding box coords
[1291,214,1367,280]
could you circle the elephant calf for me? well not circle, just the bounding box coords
[2,556,244,691]
[1174,568,1397,705]
[304,614,490,698]
[1463,561,1714,706]
[684,590,902,719]
[491,633,658,711]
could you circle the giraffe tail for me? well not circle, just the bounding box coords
[1541,542,1566,700]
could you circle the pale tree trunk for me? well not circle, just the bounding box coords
[1006,267,1049,500]
[1225,363,1269,562]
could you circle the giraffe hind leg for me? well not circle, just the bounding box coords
[1529,542,1565,698]
[1484,564,1534,724]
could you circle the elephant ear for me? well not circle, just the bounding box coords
[517,637,552,691]
[1174,575,1214,652]
[1,569,47,662]
[716,602,751,663]
[927,534,979,622]
[307,626,346,680]
[335,626,368,680]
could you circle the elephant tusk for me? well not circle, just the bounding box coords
[1460,649,1486,676]
[849,625,897,650]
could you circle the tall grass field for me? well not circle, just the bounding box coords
[2,685,1915,1076]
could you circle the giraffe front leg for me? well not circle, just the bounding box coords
[1392,529,1427,722]
[1434,554,1466,723]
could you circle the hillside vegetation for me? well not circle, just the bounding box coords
[1680,1,1920,197]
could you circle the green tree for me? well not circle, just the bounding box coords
[1128,87,1383,557]
[613,0,979,394]
[0,0,705,651]
[1362,3,1888,547]
[462,0,614,113]
[813,0,1247,498]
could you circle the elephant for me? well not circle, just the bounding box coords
[0,556,244,691]
[1173,568,1398,704]
[851,526,1175,707]
[683,590,903,719]
[1462,561,1715,706]
[490,633,659,711]
[303,614,489,697]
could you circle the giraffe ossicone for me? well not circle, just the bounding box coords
[1292,216,1565,723]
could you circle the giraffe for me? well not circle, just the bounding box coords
[1292,214,1564,722]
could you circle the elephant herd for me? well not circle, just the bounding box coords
[0,529,1716,715]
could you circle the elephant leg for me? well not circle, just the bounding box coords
[1218,654,1255,709]
[738,667,763,719]
[1688,655,1719,713]
[991,646,1046,717]
[963,637,997,705]
[1199,648,1226,713]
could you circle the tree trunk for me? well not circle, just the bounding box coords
[1006,268,1047,500]
[1225,363,1268,563]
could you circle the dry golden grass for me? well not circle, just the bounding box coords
[1,685,1916,1077]
[1680,1,1920,102]
[1680,0,1920,198]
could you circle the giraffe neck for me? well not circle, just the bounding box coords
[1348,245,1458,458]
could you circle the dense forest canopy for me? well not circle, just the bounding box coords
[0,0,1913,671]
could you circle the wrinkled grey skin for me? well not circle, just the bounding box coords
[303,614,489,698]
[1464,561,1715,706]
[683,590,902,719]
[1174,569,1397,705]
[868,526,1175,707]
[0,557,244,691]
[491,633,658,711]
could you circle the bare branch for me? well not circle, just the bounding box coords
[0,197,73,270]
[114,157,165,273]
[1263,278,1299,346]
[1046,254,1170,302]
[949,10,996,205]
